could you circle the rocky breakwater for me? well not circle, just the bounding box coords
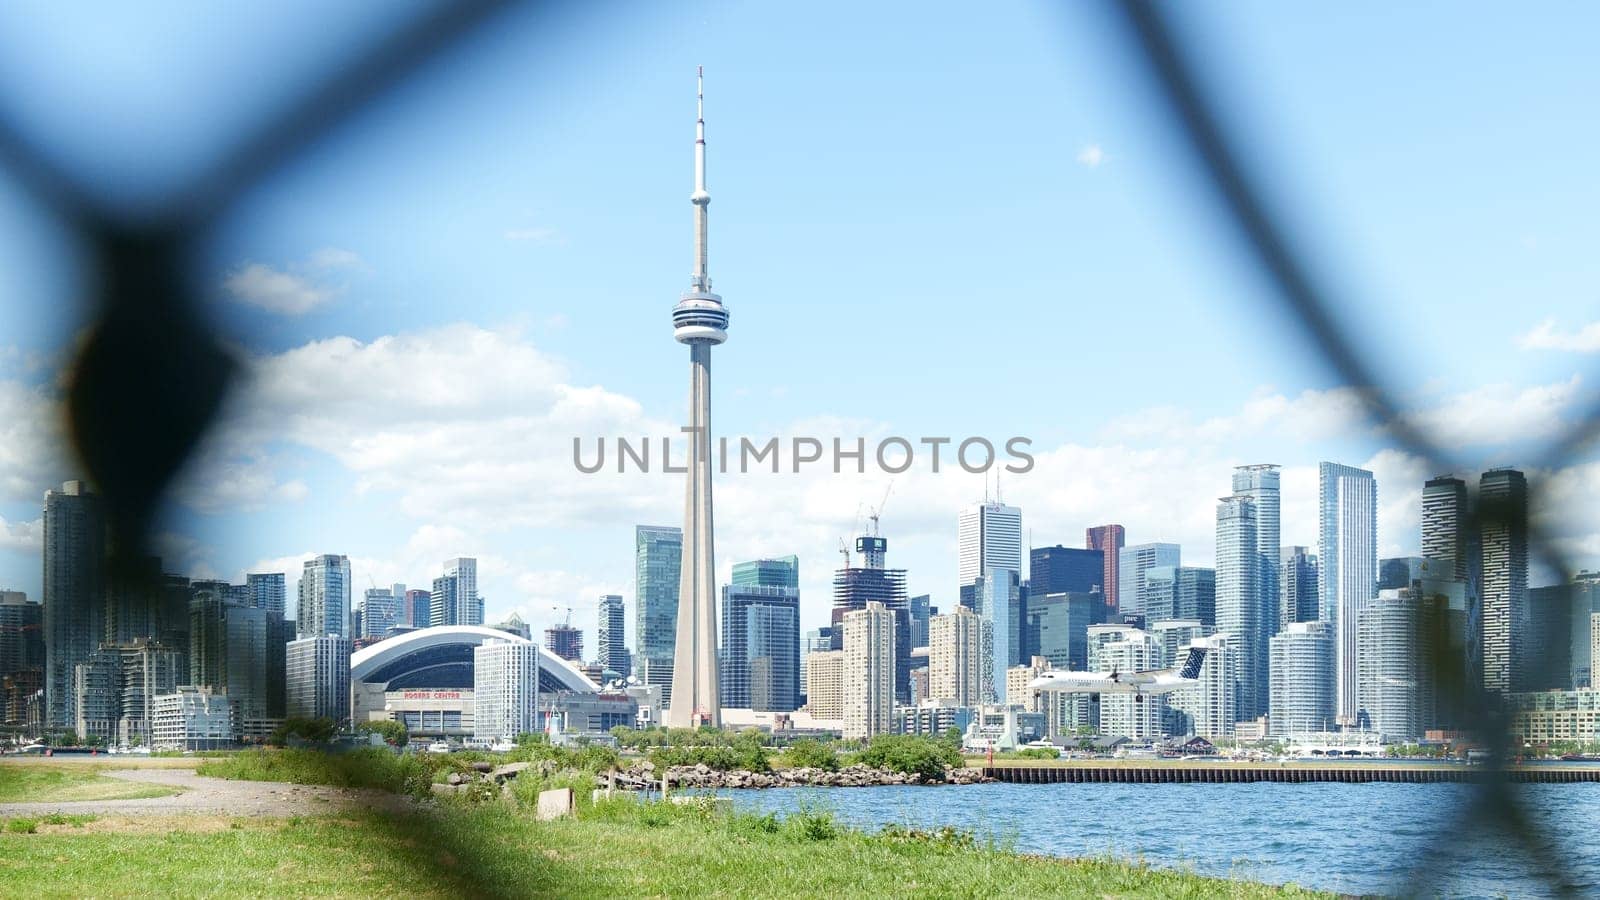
[430,760,542,800]
[612,761,992,790]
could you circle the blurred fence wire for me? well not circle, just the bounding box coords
[0,0,1589,895]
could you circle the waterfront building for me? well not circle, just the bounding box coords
[1118,543,1181,621]
[720,582,800,711]
[1085,524,1126,614]
[731,556,799,589]
[1506,688,1600,744]
[151,686,235,751]
[1479,468,1529,694]
[1269,620,1335,737]
[1216,494,1265,720]
[73,650,118,743]
[664,69,731,730]
[1280,547,1320,626]
[1319,462,1377,725]
[102,556,162,646]
[544,624,583,662]
[1090,626,1163,739]
[843,601,895,739]
[831,533,909,701]
[1356,589,1436,740]
[1029,546,1104,596]
[596,594,629,678]
[958,501,1023,589]
[909,664,930,705]
[1021,590,1103,671]
[972,569,1021,703]
[297,555,351,640]
[1143,566,1216,628]
[224,604,273,737]
[1168,633,1236,739]
[247,573,287,616]
[1007,656,1050,719]
[928,606,983,705]
[473,639,542,742]
[804,649,844,719]
[1568,573,1600,688]
[43,480,105,728]
[635,524,683,706]
[1524,585,1572,692]
[897,698,976,738]
[286,635,350,723]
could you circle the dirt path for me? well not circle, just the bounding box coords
[0,765,414,818]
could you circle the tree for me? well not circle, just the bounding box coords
[780,738,840,771]
[270,717,336,746]
[359,719,408,747]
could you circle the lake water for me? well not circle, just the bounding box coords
[715,781,1599,897]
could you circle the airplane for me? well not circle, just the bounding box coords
[1028,646,1208,702]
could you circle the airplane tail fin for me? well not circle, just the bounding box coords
[1178,646,1207,680]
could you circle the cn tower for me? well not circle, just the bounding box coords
[666,67,727,728]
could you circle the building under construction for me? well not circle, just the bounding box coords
[832,534,912,702]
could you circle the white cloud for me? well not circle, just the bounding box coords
[0,515,41,554]
[1399,376,1583,446]
[1076,144,1106,168]
[0,378,69,504]
[221,248,362,315]
[1517,319,1600,353]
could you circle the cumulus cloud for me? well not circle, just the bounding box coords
[1399,376,1584,447]
[0,515,41,554]
[0,378,69,504]
[221,248,362,315]
[1517,319,1600,353]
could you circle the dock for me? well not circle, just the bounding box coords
[981,762,1600,784]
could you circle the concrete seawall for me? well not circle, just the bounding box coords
[983,764,1600,784]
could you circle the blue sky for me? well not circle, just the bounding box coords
[1,2,1597,643]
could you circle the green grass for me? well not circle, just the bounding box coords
[0,796,1330,898]
[197,748,436,796]
[0,764,181,802]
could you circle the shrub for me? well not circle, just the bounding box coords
[785,804,838,842]
[875,824,978,852]
[779,738,839,771]
[358,720,409,748]
[6,818,38,834]
[268,717,336,747]
[851,735,964,781]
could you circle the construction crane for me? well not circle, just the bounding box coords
[550,605,573,627]
[838,537,851,570]
[867,480,894,536]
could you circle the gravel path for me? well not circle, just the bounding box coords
[0,765,414,818]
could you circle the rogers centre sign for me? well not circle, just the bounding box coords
[398,691,464,700]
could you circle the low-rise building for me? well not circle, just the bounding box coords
[1507,688,1600,744]
[151,686,235,751]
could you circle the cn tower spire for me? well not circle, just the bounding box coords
[667,67,727,729]
[691,65,711,292]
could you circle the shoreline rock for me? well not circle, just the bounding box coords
[614,762,992,790]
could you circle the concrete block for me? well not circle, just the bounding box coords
[537,787,575,821]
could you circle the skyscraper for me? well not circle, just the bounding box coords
[958,501,1022,589]
[596,594,628,678]
[1269,621,1335,736]
[1232,465,1281,641]
[1169,633,1236,739]
[1318,462,1377,724]
[1479,467,1528,694]
[1021,591,1103,671]
[474,639,541,742]
[909,594,933,648]
[431,558,481,628]
[1089,625,1163,739]
[1029,546,1104,596]
[297,555,351,639]
[405,589,431,628]
[246,573,286,616]
[665,68,730,730]
[635,525,683,707]
[1216,495,1264,720]
[1357,589,1437,740]
[1117,543,1181,621]
[843,601,895,740]
[719,583,800,712]
[1280,546,1319,626]
[731,557,799,588]
[974,568,1021,704]
[1143,566,1216,628]
[361,587,402,639]
[1421,476,1470,582]
[1085,524,1126,614]
[928,606,983,705]
[43,480,105,728]
[286,635,350,723]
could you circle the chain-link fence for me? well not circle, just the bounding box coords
[2,1,1591,895]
